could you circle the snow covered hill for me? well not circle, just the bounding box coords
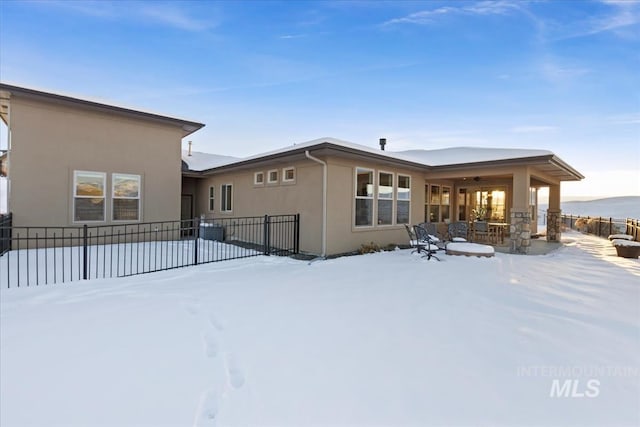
[540,196,639,219]
[1,231,638,426]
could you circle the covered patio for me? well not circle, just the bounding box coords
[422,153,584,254]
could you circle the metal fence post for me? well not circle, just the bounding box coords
[294,213,300,254]
[82,224,88,280]
[0,213,12,255]
[193,217,200,265]
[263,214,270,256]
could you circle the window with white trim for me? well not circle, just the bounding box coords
[112,173,141,221]
[74,171,106,222]
[208,186,215,211]
[283,167,295,182]
[267,169,278,184]
[355,167,374,226]
[441,186,451,222]
[425,184,450,222]
[397,175,411,224]
[221,184,233,212]
[254,172,264,185]
[377,172,393,225]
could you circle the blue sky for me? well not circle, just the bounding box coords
[1,0,638,198]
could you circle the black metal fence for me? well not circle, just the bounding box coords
[0,214,299,288]
[560,214,639,240]
[0,213,11,256]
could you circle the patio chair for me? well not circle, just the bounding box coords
[413,224,442,261]
[447,222,469,242]
[418,222,446,247]
[472,221,489,242]
[404,224,424,254]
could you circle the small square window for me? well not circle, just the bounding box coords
[254,172,264,185]
[268,169,278,183]
[283,167,295,182]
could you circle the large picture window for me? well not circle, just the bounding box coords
[221,184,233,212]
[397,175,411,224]
[112,173,141,221]
[377,172,393,225]
[355,168,374,226]
[474,188,506,221]
[355,168,411,227]
[74,171,106,222]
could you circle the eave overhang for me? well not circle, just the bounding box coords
[182,141,584,183]
[0,83,205,137]
[430,154,584,181]
[185,142,430,176]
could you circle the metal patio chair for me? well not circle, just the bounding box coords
[448,221,469,242]
[413,224,442,261]
[404,224,424,254]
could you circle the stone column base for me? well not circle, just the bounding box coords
[510,209,531,254]
[546,209,562,242]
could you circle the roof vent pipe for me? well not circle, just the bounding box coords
[379,138,386,151]
[187,141,192,156]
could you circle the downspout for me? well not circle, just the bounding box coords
[305,150,327,258]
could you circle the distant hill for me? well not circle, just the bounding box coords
[540,196,639,220]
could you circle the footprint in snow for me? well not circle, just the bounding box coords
[202,331,219,358]
[207,311,224,331]
[184,303,199,316]
[225,353,245,389]
[194,388,219,426]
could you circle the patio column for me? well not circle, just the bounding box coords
[546,184,561,242]
[510,168,531,254]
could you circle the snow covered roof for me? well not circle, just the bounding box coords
[185,137,582,180]
[395,147,554,167]
[181,151,239,171]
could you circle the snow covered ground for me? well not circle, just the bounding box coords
[0,239,259,288]
[1,230,638,426]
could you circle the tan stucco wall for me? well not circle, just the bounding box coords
[193,159,324,255]
[324,156,426,255]
[8,96,184,227]
[189,155,567,257]
[194,157,427,256]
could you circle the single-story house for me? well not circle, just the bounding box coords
[1,83,584,256]
[182,137,583,256]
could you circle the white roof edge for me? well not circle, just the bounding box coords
[191,137,568,172]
